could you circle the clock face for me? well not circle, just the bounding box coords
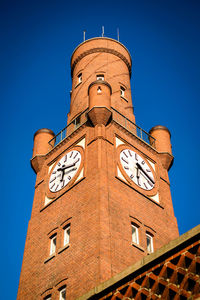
[49,150,81,192]
[120,149,155,190]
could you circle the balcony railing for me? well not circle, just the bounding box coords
[111,107,155,148]
[48,108,88,148]
[48,107,155,149]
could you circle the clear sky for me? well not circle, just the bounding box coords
[1,0,200,298]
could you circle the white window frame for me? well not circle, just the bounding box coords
[146,233,154,253]
[73,115,81,128]
[131,224,139,245]
[44,295,51,300]
[120,86,125,97]
[50,234,57,255]
[96,74,104,81]
[78,73,82,83]
[59,287,66,300]
[64,224,70,246]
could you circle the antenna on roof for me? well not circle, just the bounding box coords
[83,30,86,42]
[102,26,104,37]
[117,28,120,42]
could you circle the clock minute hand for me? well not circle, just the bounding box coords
[136,163,155,184]
[65,167,77,175]
[58,166,77,182]
[57,163,75,172]
[62,163,75,170]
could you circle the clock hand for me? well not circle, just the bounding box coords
[64,163,76,169]
[61,169,65,181]
[58,163,76,182]
[136,166,141,186]
[64,167,77,175]
[136,163,155,184]
[60,167,77,182]
[57,163,75,172]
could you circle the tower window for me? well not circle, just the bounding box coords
[78,73,82,84]
[44,295,51,300]
[131,224,139,245]
[59,286,66,300]
[146,233,154,253]
[97,86,102,94]
[96,74,104,81]
[50,234,57,255]
[64,224,70,246]
[120,86,125,97]
[73,115,81,128]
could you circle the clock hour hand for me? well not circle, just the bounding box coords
[136,166,141,186]
[61,170,65,181]
[136,163,155,184]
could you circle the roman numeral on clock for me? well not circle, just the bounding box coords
[143,182,148,189]
[50,183,55,190]
[50,177,56,183]
[123,151,128,158]
[122,157,128,164]
[73,152,78,159]
[55,184,59,191]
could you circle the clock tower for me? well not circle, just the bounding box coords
[17,38,179,300]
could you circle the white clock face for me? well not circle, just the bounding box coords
[49,150,81,192]
[120,149,155,190]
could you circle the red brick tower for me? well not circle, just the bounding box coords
[17,38,179,300]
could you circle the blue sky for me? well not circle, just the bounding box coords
[1,0,200,298]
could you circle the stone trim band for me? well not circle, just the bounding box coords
[71,47,132,78]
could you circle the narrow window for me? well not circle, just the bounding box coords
[59,287,66,300]
[120,86,125,97]
[64,224,70,246]
[78,73,82,84]
[131,224,139,244]
[146,233,154,253]
[50,234,57,255]
[96,74,104,81]
[73,115,81,128]
[97,86,102,94]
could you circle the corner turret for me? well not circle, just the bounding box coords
[149,125,173,170]
[31,128,55,173]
